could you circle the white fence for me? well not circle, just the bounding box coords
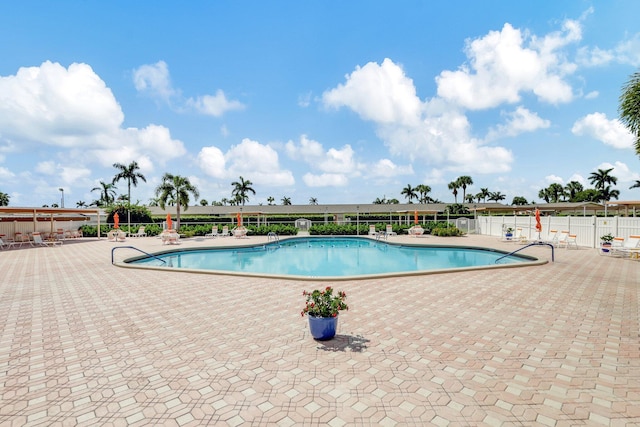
[476,215,640,248]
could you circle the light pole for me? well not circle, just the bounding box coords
[58,188,64,208]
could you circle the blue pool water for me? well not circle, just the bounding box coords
[128,237,534,278]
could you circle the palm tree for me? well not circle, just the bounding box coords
[0,191,9,206]
[565,181,584,201]
[548,183,566,202]
[488,191,506,202]
[309,197,318,205]
[448,181,460,203]
[478,187,490,203]
[415,184,432,204]
[199,199,209,206]
[91,181,117,207]
[538,187,551,203]
[267,196,275,205]
[629,180,640,190]
[599,185,620,202]
[281,196,292,205]
[456,176,473,201]
[400,184,417,203]
[464,194,475,203]
[155,173,200,230]
[373,197,387,204]
[619,70,640,156]
[231,176,256,206]
[76,200,87,208]
[112,161,147,231]
[589,168,617,190]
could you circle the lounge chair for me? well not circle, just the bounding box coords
[0,237,19,250]
[117,230,127,242]
[233,226,248,238]
[205,226,218,238]
[514,227,529,243]
[161,230,180,245]
[385,224,397,237]
[553,231,569,248]
[32,232,62,247]
[130,226,147,238]
[558,232,578,249]
[408,225,424,236]
[537,229,558,245]
[611,235,640,258]
[221,226,230,237]
[368,225,377,236]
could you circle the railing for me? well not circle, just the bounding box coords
[111,246,167,265]
[495,242,555,263]
[267,232,280,243]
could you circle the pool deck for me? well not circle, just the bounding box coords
[0,234,638,426]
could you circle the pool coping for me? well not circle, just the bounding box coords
[113,235,547,281]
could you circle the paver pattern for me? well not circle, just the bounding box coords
[0,233,639,426]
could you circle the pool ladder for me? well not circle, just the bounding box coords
[111,246,167,265]
[267,232,280,244]
[495,241,555,263]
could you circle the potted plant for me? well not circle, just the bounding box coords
[600,233,614,253]
[505,227,514,240]
[301,286,348,340]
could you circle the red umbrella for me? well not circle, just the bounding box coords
[113,212,120,229]
[414,210,419,225]
[166,213,173,230]
[236,212,242,227]
[535,208,542,234]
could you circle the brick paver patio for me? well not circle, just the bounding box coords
[0,234,638,426]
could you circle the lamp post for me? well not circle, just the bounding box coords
[58,188,64,208]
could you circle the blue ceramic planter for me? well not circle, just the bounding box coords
[308,315,338,340]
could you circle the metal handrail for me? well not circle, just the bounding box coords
[495,241,555,263]
[267,232,279,243]
[111,246,167,265]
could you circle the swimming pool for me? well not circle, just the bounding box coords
[125,236,540,280]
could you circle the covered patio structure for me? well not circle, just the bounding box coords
[0,207,103,241]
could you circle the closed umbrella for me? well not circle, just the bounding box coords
[166,213,173,230]
[113,212,120,229]
[237,212,242,227]
[414,210,418,225]
[535,208,542,238]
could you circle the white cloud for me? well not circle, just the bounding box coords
[436,20,579,109]
[487,106,550,139]
[134,61,245,117]
[197,138,294,186]
[544,174,564,185]
[0,166,15,180]
[584,90,599,99]
[614,33,640,67]
[0,61,187,179]
[132,60,177,100]
[322,59,514,174]
[0,61,124,146]
[322,58,422,126]
[367,159,414,179]
[60,166,92,185]
[578,33,640,68]
[571,113,634,149]
[303,173,348,187]
[597,161,640,183]
[186,90,245,117]
[197,146,227,179]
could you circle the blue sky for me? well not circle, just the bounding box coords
[1,1,640,207]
